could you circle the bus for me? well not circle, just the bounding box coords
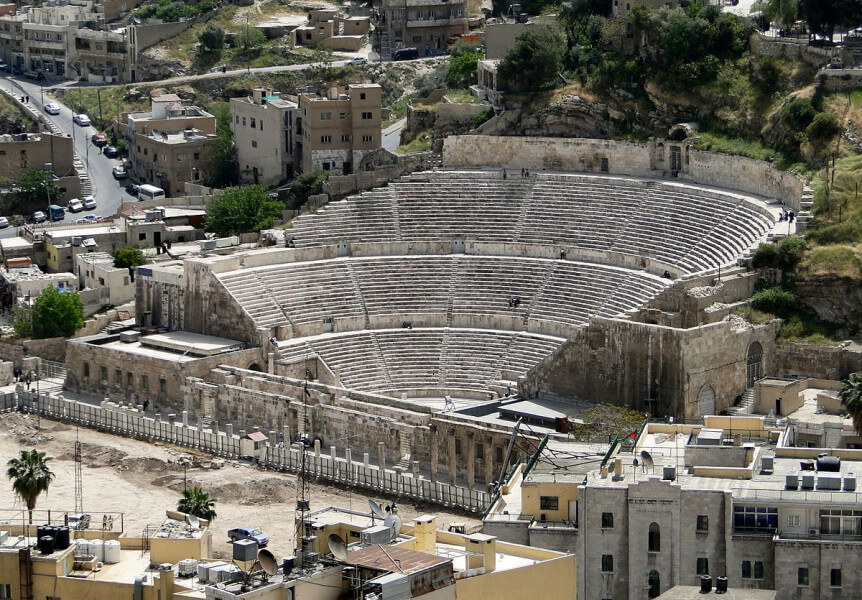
[138,185,166,202]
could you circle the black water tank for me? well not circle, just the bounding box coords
[716,576,728,593]
[37,525,47,540]
[38,535,56,555]
[817,456,841,472]
[55,526,70,550]
[282,557,295,575]
[700,575,712,593]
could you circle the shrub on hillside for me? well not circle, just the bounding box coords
[750,286,798,316]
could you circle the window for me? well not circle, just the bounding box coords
[475,441,484,459]
[124,277,129,285]
[741,561,751,579]
[235,115,239,123]
[0,583,11,600]
[831,568,842,587]
[798,568,809,586]
[733,506,777,532]
[787,515,800,527]
[696,515,709,532]
[141,374,149,391]
[363,135,373,143]
[601,554,613,572]
[260,121,263,131]
[127,372,133,387]
[114,368,122,385]
[754,561,764,580]
[194,153,200,160]
[341,134,352,142]
[339,112,346,119]
[321,112,332,120]
[648,522,660,552]
[495,446,503,462]
[242,117,246,126]
[139,233,146,241]
[251,140,257,148]
[100,366,107,382]
[321,135,331,143]
[601,512,614,529]
[540,496,559,511]
[159,377,167,394]
[250,118,256,128]
[361,111,373,120]
[696,557,709,575]
[83,362,90,378]
[820,509,862,535]
[455,438,462,455]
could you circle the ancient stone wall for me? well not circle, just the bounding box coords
[522,317,780,419]
[775,342,862,380]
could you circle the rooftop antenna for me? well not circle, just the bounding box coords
[640,450,654,473]
[74,427,83,514]
[327,533,348,561]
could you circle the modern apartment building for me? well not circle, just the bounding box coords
[379,0,468,58]
[124,94,216,196]
[230,87,298,187]
[297,84,382,175]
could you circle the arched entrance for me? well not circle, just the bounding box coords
[697,385,716,416]
[648,570,661,598]
[247,363,262,372]
[746,342,763,386]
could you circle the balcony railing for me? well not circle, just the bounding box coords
[731,526,777,536]
[778,530,862,543]
[406,16,467,27]
[530,518,578,531]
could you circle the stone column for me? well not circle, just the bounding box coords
[378,442,386,472]
[330,446,337,460]
[466,432,476,490]
[225,423,234,437]
[314,439,321,458]
[429,425,438,483]
[182,410,189,427]
[283,426,291,445]
[484,438,494,485]
[211,420,219,435]
[448,430,457,486]
[363,452,370,468]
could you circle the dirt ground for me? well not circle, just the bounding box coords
[0,414,478,559]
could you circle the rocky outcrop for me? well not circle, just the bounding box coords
[473,94,619,138]
[795,275,862,328]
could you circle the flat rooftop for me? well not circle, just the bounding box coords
[345,543,452,574]
[142,331,246,356]
[656,586,776,600]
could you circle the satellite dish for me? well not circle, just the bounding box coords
[327,533,348,561]
[188,514,200,529]
[383,505,402,541]
[258,549,278,576]
[640,450,654,469]
[368,498,387,520]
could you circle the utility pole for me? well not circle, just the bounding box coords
[97,87,103,127]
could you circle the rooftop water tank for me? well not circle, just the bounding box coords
[103,540,121,564]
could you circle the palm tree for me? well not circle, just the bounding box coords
[6,449,55,524]
[177,486,217,522]
[839,372,862,435]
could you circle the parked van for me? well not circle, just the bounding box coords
[138,184,166,201]
[48,204,65,221]
[393,47,419,61]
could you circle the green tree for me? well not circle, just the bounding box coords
[447,51,482,87]
[284,170,330,210]
[177,486,217,521]
[11,169,61,213]
[806,112,842,149]
[198,23,225,52]
[113,246,146,269]
[498,26,565,91]
[204,102,239,188]
[7,449,55,523]
[762,0,798,29]
[839,372,862,434]
[750,287,799,317]
[205,185,284,236]
[18,287,85,339]
[236,26,266,58]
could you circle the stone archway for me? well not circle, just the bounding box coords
[697,384,716,417]
[746,342,763,387]
[247,362,262,372]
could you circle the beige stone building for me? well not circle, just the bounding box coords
[0,132,81,201]
[298,84,382,175]
[73,26,132,83]
[74,251,135,308]
[379,0,468,58]
[293,9,370,51]
[230,88,298,187]
[124,94,216,195]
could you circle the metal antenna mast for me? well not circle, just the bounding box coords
[295,356,312,570]
[74,427,83,514]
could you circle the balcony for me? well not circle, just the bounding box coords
[777,530,862,543]
[406,16,468,27]
[529,518,578,532]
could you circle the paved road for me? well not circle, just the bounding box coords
[0,76,136,238]
[383,117,406,152]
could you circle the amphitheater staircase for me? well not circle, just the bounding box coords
[436,328,452,387]
[256,272,299,333]
[522,262,559,329]
[511,178,539,242]
[444,256,464,327]
[725,387,755,415]
[389,192,403,240]
[345,262,372,329]
[370,332,396,390]
[395,435,411,470]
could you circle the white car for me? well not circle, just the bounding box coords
[44,103,60,115]
[83,196,97,210]
[67,198,84,213]
[73,114,91,127]
[350,56,368,64]
[112,165,127,179]
[0,216,8,228]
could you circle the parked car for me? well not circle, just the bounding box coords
[24,70,45,80]
[72,114,91,126]
[68,513,90,530]
[31,211,47,223]
[79,214,100,224]
[67,198,83,213]
[0,216,9,229]
[227,527,269,547]
[393,47,419,61]
[350,56,368,64]
[91,133,108,147]
[48,204,65,221]
[103,145,118,158]
[112,165,127,179]
[125,183,140,197]
[43,103,60,115]
[83,196,97,210]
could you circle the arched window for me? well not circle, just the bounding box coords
[648,570,661,598]
[697,385,715,416]
[648,522,661,552]
[746,342,763,387]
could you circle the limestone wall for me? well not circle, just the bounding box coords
[522,317,780,419]
[443,135,803,209]
[775,341,862,380]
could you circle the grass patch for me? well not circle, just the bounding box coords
[443,89,482,104]
[734,306,775,325]
[693,131,787,164]
[779,314,843,346]
[383,93,417,126]
[56,86,149,133]
[804,245,862,278]
[395,130,432,154]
